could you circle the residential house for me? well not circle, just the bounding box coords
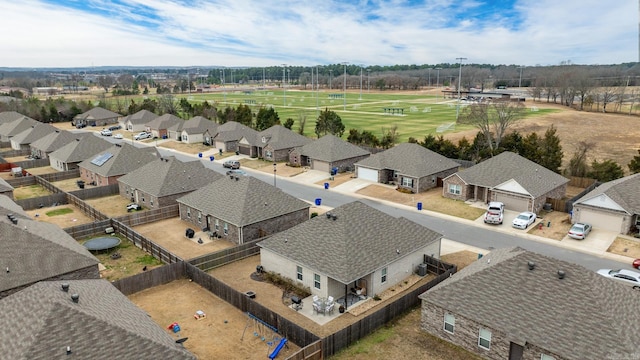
[29,130,90,159]
[238,125,312,161]
[0,279,196,359]
[419,247,640,360]
[73,107,121,127]
[77,143,159,186]
[289,134,370,173]
[145,114,183,139]
[0,111,29,125]
[48,136,113,171]
[355,143,459,193]
[442,151,569,213]
[0,217,100,299]
[117,156,222,209]
[10,122,58,150]
[0,116,38,141]
[0,194,29,217]
[121,109,158,132]
[258,201,442,305]
[0,179,14,199]
[177,176,310,244]
[211,121,258,153]
[572,173,640,233]
[178,116,217,144]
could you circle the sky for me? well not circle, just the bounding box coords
[1,0,637,68]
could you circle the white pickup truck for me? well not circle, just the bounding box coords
[484,201,505,225]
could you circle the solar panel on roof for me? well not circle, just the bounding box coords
[90,152,113,166]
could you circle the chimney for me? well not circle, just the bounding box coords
[61,283,70,292]
[557,270,565,279]
[71,294,79,303]
[527,261,535,270]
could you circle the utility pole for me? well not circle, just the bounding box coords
[518,66,525,88]
[359,65,363,100]
[456,57,467,120]
[367,68,370,92]
[342,62,348,110]
[282,64,286,107]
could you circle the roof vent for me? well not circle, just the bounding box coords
[115,143,122,147]
[71,294,79,303]
[229,175,234,180]
[326,212,331,219]
[61,283,70,292]
[5,267,9,273]
[66,346,72,355]
[332,214,337,221]
[235,177,239,181]
[527,261,535,270]
[557,270,565,279]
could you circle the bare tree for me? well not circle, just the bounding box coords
[565,141,594,177]
[600,86,617,113]
[157,94,177,115]
[297,110,307,135]
[458,100,525,151]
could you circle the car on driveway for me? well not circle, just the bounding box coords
[126,203,142,212]
[108,125,122,131]
[483,201,504,225]
[100,129,112,136]
[113,133,123,139]
[134,132,151,140]
[633,259,640,269]
[223,160,241,169]
[597,268,640,290]
[512,211,536,229]
[567,222,592,240]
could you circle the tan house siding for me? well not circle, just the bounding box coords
[442,174,469,201]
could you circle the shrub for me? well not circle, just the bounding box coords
[396,187,413,194]
[262,271,311,298]
[310,212,318,218]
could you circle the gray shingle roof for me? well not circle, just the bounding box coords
[48,135,113,163]
[298,134,370,162]
[0,219,99,293]
[420,247,640,360]
[355,142,459,178]
[251,125,312,150]
[452,151,569,197]
[145,114,183,130]
[177,176,309,226]
[213,121,258,142]
[74,107,121,120]
[574,173,640,214]
[0,178,13,193]
[0,279,196,360]
[0,195,26,218]
[182,116,217,135]
[117,157,222,197]
[258,201,442,284]
[0,117,39,138]
[0,111,30,125]
[78,143,159,177]
[121,109,158,125]
[10,122,58,146]
[29,130,89,154]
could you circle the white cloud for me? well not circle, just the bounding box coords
[0,0,636,68]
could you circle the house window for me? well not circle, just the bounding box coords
[223,223,228,235]
[381,267,387,283]
[401,177,413,187]
[215,219,219,231]
[150,199,153,207]
[448,184,461,195]
[197,212,202,223]
[432,175,436,183]
[314,274,320,289]
[478,328,491,350]
[443,313,455,334]
[296,266,303,281]
[187,208,191,218]
[540,355,556,360]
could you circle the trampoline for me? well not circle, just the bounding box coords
[83,237,121,251]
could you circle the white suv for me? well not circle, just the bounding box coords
[134,132,151,140]
[100,129,112,136]
[483,202,504,225]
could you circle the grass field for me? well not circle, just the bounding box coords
[125,90,558,143]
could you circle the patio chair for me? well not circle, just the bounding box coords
[327,296,334,304]
[325,303,335,315]
[312,302,321,315]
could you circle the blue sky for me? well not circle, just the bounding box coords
[1,0,636,68]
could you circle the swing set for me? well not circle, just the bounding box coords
[241,312,288,359]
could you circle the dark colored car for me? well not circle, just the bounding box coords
[108,125,122,131]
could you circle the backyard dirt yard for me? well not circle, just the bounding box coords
[84,194,134,218]
[133,218,235,261]
[128,279,301,360]
[444,102,640,173]
[25,204,94,228]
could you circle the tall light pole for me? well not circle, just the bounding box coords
[220,69,226,103]
[342,62,348,110]
[262,67,265,88]
[359,66,363,100]
[367,68,370,92]
[428,68,431,87]
[329,70,333,89]
[316,65,320,113]
[435,67,442,100]
[282,64,286,107]
[455,57,467,120]
[518,66,525,88]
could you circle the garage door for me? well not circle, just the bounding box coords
[238,144,251,155]
[575,208,623,233]
[312,160,331,173]
[357,167,379,182]
[495,193,530,212]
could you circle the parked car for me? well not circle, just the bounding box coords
[597,268,640,289]
[567,222,592,240]
[483,201,504,225]
[633,259,640,269]
[223,160,241,169]
[512,211,536,229]
[75,123,86,129]
[113,133,123,139]
[126,203,142,212]
[134,132,151,140]
[108,125,122,131]
[100,129,112,136]
[226,169,247,176]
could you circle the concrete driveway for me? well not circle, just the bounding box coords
[474,209,541,232]
[559,228,619,254]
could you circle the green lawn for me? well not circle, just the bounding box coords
[45,208,74,217]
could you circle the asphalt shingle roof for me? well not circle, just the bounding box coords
[574,173,640,214]
[0,195,29,219]
[0,117,39,138]
[0,279,195,359]
[251,125,312,150]
[29,130,90,154]
[74,107,121,121]
[213,121,258,142]
[355,142,459,178]
[182,116,217,135]
[145,114,183,130]
[118,157,222,197]
[453,151,569,197]
[48,135,113,164]
[121,109,158,125]
[10,123,58,146]
[0,111,30,125]
[420,247,640,360]
[298,134,370,162]
[177,176,309,227]
[258,201,442,284]
[78,143,159,177]
[0,219,99,294]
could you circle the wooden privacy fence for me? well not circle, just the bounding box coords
[113,219,182,264]
[189,239,262,271]
[113,204,179,227]
[547,179,601,213]
[67,193,109,221]
[14,158,51,170]
[68,184,119,200]
[38,168,80,182]
[286,340,322,360]
[15,193,68,210]
[35,175,64,193]
[6,175,36,187]
[63,219,111,239]
[112,261,187,296]
[0,148,30,158]
[569,176,597,188]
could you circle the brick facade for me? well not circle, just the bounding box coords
[119,183,195,209]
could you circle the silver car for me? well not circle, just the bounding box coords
[568,223,592,240]
[134,132,151,140]
[597,269,640,290]
[512,211,536,229]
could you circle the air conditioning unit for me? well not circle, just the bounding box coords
[417,263,428,276]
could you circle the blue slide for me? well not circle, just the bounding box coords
[268,338,288,359]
